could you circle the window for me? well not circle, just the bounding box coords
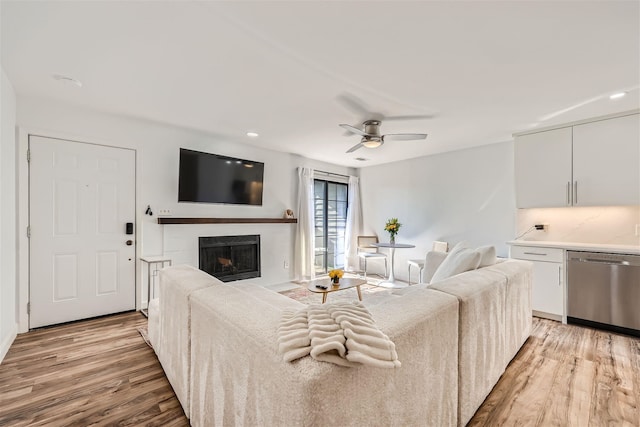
[314,179,348,274]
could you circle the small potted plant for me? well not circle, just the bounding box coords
[328,269,344,286]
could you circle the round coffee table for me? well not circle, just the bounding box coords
[307,277,366,304]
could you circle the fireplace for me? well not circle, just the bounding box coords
[199,235,261,282]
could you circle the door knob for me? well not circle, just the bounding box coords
[126,240,133,246]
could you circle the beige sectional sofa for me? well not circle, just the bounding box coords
[149,257,532,426]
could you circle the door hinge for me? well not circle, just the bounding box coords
[27,226,31,238]
[27,149,31,163]
[27,302,30,314]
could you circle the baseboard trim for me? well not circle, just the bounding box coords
[532,310,562,322]
[0,323,18,364]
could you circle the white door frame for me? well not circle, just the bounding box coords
[17,127,142,333]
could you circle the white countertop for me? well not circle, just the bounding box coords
[507,240,640,255]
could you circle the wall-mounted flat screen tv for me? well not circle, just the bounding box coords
[178,148,264,205]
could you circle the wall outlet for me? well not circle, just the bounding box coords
[158,209,171,216]
[534,224,548,231]
[283,260,289,269]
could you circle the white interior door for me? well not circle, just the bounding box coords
[29,136,136,328]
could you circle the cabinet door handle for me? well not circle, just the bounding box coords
[524,252,547,256]
[574,181,578,205]
[567,181,571,205]
[558,265,561,285]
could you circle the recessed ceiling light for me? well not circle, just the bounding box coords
[52,74,82,88]
[609,92,626,100]
[246,131,259,137]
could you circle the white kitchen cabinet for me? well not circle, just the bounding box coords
[510,245,564,321]
[529,261,563,319]
[572,114,640,206]
[515,127,572,208]
[515,112,640,208]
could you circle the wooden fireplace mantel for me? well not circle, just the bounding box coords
[157,217,298,225]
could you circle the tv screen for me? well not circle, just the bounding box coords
[178,148,264,205]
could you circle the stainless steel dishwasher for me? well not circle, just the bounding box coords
[567,251,640,336]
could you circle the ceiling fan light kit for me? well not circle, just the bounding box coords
[361,138,382,149]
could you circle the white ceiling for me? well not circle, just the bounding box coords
[2,1,639,167]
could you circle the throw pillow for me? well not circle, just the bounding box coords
[423,251,449,284]
[429,244,481,284]
[477,245,497,267]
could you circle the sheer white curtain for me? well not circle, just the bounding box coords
[344,175,362,272]
[294,167,315,281]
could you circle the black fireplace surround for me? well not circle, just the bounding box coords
[199,235,261,282]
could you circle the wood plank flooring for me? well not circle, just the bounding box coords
[0,312,188,426]
[1,313,638,426]
[469,317,640,426]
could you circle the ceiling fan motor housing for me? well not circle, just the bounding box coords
[361,120,383,147]
[363,120,381,137]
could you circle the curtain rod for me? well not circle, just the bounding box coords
[315,170,350,179]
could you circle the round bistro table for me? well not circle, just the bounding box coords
[370,242,415,289]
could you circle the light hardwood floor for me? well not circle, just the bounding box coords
[470,317,640,426]
[0,313,638,426]
[0,312,188,426]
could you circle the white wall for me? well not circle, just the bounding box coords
[16,96,354,329]
[359,141,516,281]
[1,67,18,362]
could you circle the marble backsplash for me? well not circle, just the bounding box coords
[516,206,640,246]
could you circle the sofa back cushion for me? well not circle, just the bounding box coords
[423,251,448,284]
[430,244,481,284]
[477,245,497,267]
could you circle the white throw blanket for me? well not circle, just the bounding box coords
[277,301,401,368]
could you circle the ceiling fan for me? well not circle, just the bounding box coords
[339,120,428,153]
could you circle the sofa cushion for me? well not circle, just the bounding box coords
[483,259,533,365]
[157,265,223,418]
[429,268,508,426]
[477,245,497,267]
[423,251,449,284]
[430,245,481,284]
[147,298,160,350]
[189,283,460,427]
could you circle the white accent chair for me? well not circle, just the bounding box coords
[408,240,449,285]
[357,235,388,279]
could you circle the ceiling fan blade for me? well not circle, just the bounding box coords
[382,114,436,121]
[339,124,368,137]
[346,142,364,153]
[383,133,428,141]
[336,93,370,116]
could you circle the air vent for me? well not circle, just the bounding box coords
[355,157,368,162]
